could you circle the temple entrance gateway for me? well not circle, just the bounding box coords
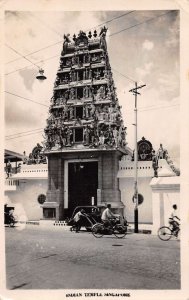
[67,161,98,217]
[43,28,127,220]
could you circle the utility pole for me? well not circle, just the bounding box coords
[129,82,146,233]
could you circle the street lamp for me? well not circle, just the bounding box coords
[129,82,146,233]
[36,68,47,80]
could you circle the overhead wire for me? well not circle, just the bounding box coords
[109,10,174,37]
[5,10,175,81]
[5,101,179,141]
[5,53,60,75]
[5,130,44,140]
[111,67,135,84]
[139,103,179,112]
[125,103,179,115]
[6,41,62,65]
[5,91,49,108]
[5,128,44,138]
[5,11,136,66]
[27,12,63,37]
[5,43,41,69]
[86,11,135,31]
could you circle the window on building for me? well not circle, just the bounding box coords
[38,194,46,205]
[74,128,83,143]
[77,70,84,81]
[75,106,83,119]
[43,208,56,219]
[77,87,83,99]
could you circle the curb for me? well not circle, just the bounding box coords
[128,229,151,234]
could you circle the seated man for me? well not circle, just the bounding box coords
[101,204,116,227]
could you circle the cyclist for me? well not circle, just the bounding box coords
[169,204,180,236]
[101,204,117,227]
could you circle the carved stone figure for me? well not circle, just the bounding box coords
[94,69,100,80]
[99,131,105,145]
[89,104,95,117]
[84,126,90,145]
[68,106,74,119]
[63,105,69,120]
[99,26,108,50]
[70,88,75,100]
[157,144,165,159]
[63,34,71,54]
[113,127,119,148]
[83,86,90,98]
[152,150,158,177]
[66,127,73,146]
[96,85,105,101]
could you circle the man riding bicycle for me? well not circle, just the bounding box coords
[101,204,117,227]
[169,204,180,236]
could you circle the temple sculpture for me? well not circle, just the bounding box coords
[43,28,127,152]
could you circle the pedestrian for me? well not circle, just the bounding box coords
[73,209,86,233]
[6,160,12,178]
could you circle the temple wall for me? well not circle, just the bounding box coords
[119,177,153,224]
[5,179,47,221]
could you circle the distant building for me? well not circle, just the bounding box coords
[4,146,48,221]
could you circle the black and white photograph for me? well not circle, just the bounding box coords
[1,1,189,300]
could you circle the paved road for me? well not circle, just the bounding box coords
[5,225,180,290]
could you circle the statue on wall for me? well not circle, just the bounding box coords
[99,26,108,50]
[83,86,90,98]
[96,85,105,101]
[157,143,165,159]
[63,105,69,120]
[89,103,95,117]
[152,150,158,177]
[94,69,101,80]
[63,34,71,54]
[83,126,90,145]
[66,127,73,146]
[104,127,113,146]
[113,127,119,148]
[68,105,74,120]
[99,131,105,145]
[69,88,76,100]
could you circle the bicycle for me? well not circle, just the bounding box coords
[157,223,180,241]
[91,218,128,239]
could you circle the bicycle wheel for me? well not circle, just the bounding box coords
[113,224,127,238]
[91,223,104,238]
[158,226,172,241]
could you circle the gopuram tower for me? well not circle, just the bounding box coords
[42,27,128,220]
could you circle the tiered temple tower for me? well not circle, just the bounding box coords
[42,27,128,220]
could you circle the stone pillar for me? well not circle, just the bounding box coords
[100,151,124,214]
[42,154,65,220]
[151,192,161,235]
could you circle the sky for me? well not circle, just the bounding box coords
[4,9,180,165]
